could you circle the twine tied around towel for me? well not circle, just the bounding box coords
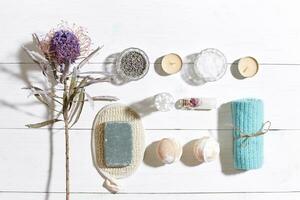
[234,121,271,147]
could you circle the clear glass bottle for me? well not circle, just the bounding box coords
[154,93,174,112]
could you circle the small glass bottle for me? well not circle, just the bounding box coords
[154,93,174,112]
[177,97,216,110]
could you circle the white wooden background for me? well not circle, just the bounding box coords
[0,0,300,199]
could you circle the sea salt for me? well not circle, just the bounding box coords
[194,48,227,82]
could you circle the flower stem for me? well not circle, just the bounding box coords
[63,81,70,200]
[64,117,70,200]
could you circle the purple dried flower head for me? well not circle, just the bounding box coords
[49,30,80,65]
[39,22,92,66]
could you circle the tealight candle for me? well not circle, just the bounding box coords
[238,57,259,78]
[161,53,183,75]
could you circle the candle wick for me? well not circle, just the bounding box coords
[243,67,248,73]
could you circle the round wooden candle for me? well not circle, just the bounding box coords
[238,57,259,78]
[161,53,183,75]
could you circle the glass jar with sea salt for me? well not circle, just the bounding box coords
[193,48,227,83]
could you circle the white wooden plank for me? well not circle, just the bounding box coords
[0,129,65,192]
[1,192,300,200]
[0,0,300,64]
[0,129,299,193]
[0,64,299,129]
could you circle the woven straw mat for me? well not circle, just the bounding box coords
[92,104,145,179]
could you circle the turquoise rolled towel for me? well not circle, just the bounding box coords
[231,98,264,170]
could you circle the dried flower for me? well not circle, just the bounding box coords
[190,98,200,107]
[35,22,92,79]
[23,22,117,200]
[40,22,91,60]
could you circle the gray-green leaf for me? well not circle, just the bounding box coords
[69,89,85,127]
[76,46,102,69]
[26,119,62,128]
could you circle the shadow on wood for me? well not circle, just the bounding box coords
[230,59,245,80]
[103,53,128,85]
[154,56,169,76]
[143,141,164,167]
[218,102,244,175]
[129,96,158,118]
[18,41,56,200]
[180,53,206,86]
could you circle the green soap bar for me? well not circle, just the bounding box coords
[104,122,133,167]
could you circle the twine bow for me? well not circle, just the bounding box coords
[234,121,271,147]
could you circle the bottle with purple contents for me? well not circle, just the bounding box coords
[177,98,217,110]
